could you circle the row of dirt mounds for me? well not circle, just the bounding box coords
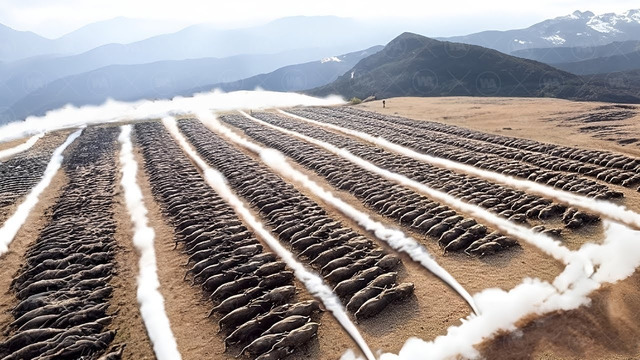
[0,102,639,359]
[177,119,414,321]
[566,105,637,123]
[228,112,603,242]
[221,113,519,257]
[560,105,639,147]
[288,107,629,198]
[303,106,640,192]
[0,127,123,360]
[0,132,69,223]
[134,122,323,359]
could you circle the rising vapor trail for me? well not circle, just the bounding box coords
[118,125,182,360]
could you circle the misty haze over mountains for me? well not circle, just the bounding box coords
[1,9,639,124]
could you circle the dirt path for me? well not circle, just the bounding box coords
[0,137,29,152]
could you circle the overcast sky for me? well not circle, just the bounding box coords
[1,0,638,38]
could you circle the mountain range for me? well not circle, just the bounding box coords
[0,16,403,114]
[0,45,353,113]
[512,40,640,64]
[4,48,355,120]
[1,9,640,124]
[184,46,383,95]
[0,18,187,62]
[442,10,640,54]
[554,51,640,75]
[308,32,640,104]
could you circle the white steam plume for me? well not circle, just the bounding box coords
[0,133,44,161]
[0,90,344,143]
[200,112,480,315]
[162,117,376,360]
[239,111,575,265]
[279,110,640,231]
[117,125,182,360]
[379,220,640,360]
[341,349,365,360]
[0,129,81,256]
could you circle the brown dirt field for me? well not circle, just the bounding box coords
[350,97,640,359]
[0,137,29,152]
[4,99,639,359]
[1,129,155,359]
[355,97,640,216]
[133,143,234,360]
[356,97,640,157]
[133,139,360,360]
[214,121,565,355]
[267,107,606,251]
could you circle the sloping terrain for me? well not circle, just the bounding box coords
[554,51,640,75]
[511,40,640,64]
[0,100,639,359]
[0,49,337,121]
[309,32,640,103]
[185,46,383,94]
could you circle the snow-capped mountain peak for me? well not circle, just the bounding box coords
[624,9,640,23]
[587,15,622,33]
[442,8,640,53]
[569,10,595,19]
[321,56,342,63]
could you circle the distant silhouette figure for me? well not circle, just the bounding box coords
[382,100,386,108]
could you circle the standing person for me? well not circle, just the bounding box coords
[382,100,386,108]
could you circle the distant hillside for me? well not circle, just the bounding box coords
[0,18,186,62]
[441,9,640,54]
[9,16,396,70]
[52,17,188,55]
[3,50,340,121]
[309,32,640,104]
[0,24,57,62]
[0,16,401,109]
[0,46,346,118]
[587,69,640,91]
[512,41,640,64]
[553,51,640,75]
[185,46,383,94]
